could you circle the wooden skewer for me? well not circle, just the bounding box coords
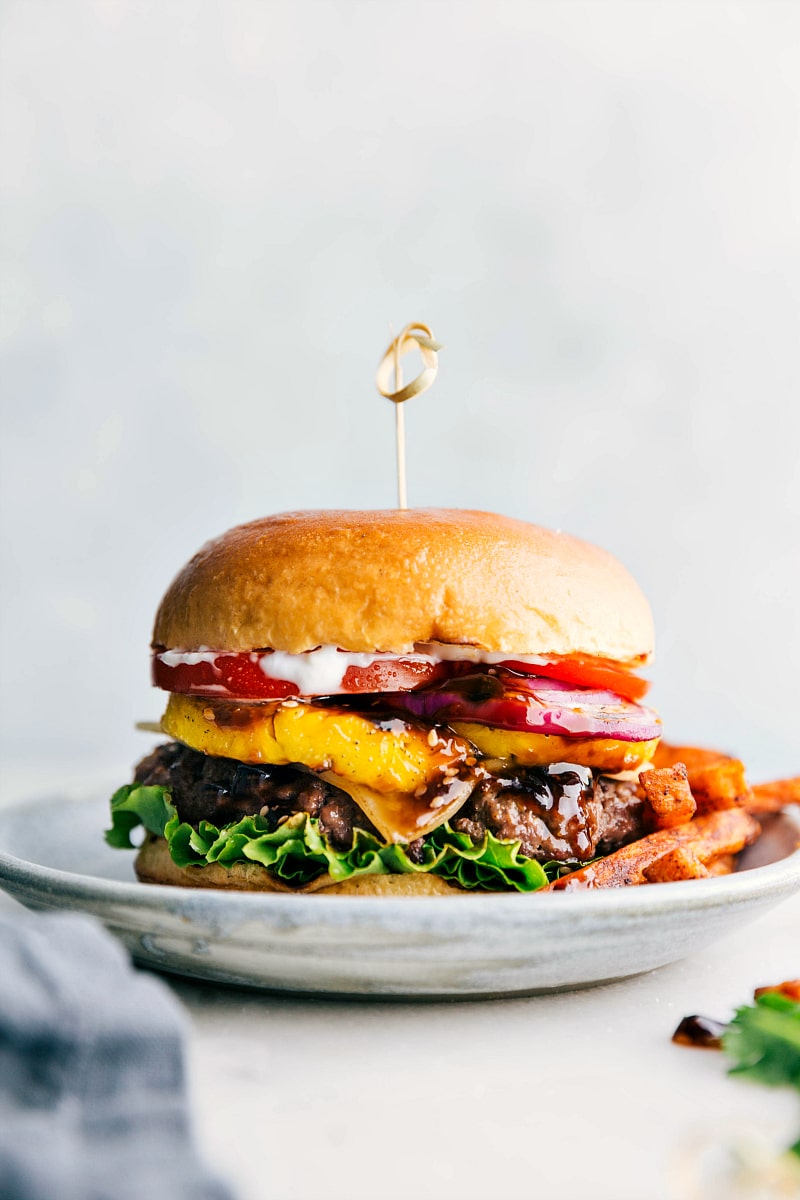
[393,332,406,508]
[376,322,442,510]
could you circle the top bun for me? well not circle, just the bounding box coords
[153,509,654,663]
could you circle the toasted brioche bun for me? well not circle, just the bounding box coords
[135,835,463,895]
[153,509,653,663]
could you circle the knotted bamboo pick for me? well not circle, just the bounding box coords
[375,322,443,509]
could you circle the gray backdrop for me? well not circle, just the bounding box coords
[1,1,798,783]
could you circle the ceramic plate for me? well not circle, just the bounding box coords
[0,793,798,998]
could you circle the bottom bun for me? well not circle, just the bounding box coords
[134,835,465,896]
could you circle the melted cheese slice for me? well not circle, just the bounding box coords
[320,772,476,844]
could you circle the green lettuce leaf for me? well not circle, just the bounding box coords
[106,784,175,848]
[106,782,576,893]
[382,823,550,891]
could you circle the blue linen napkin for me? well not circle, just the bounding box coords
[0,910,234,1200]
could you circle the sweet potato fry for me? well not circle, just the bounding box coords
[653,743,721,771]
[706,853,736,877]
[747,778,800,815]
[545,808,760,890]
[687,760,750,812]
[643,846,708,882]
[640,763,696,829]
[653,742,750,813]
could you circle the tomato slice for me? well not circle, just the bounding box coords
[498,656,649,702]
[152,655,299,700]
[153,649,648,702]
[340,659,448,693]
[152,652,447,700]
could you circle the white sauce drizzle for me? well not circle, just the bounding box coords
[156,642,560,691]
[158,647,219,668]
[413,642,551,666]
[259,646,433,694]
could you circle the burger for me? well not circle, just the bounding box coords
[107,509,662,894]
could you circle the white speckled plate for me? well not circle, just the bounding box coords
[0,794,798,997]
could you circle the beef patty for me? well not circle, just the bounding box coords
[135,742,646,862]
[452,769,645,861]
[133,742,379,850]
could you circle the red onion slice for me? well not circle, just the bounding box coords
[384,672,661,742]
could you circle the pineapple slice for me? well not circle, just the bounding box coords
[161,693,472,795]
[272,703,468,793]
[450,722,658,773]
[160,693,279,765]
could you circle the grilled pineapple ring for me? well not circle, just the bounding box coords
[162,695,656,787]
[161,693,474,795]
[449,723,658,773]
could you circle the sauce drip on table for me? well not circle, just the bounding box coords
[671,1014,727,1049]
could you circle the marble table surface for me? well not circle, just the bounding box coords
[1,764,798,1200]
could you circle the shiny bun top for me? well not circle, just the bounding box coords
[153,509,654,663]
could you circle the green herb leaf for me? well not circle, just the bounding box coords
[724,992,800,1089]
[723,991,800,1157]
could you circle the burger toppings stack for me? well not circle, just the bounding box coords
[107,510,792,894]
